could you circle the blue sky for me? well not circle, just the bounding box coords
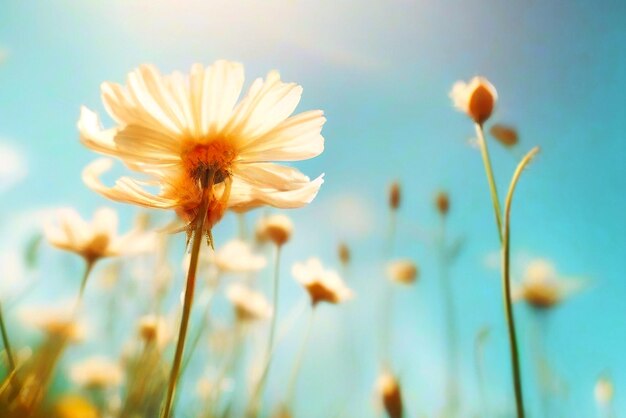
[0,1,625,417]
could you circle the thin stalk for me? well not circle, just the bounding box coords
[73,260,95,314]
[161,174,214,418]
[502,146,539,418]
[248,244,282,416]
[475,123,504,243]
[474,328,490,418]
[439,216,459,416]
[0,299,16,372]
[285,308,315,407]
[177,291,215,383]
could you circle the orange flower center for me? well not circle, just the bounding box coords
[181,140,237,185]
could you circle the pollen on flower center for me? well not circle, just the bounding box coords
[182,141,237,185]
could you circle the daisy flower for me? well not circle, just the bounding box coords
[80,60,325,234]
[292,258,352,306]
[226,283,272,322]
[514,258,585,309]
[44,207,154,264]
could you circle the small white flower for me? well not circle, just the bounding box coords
[292,257,352,306]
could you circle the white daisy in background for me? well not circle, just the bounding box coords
[80,60,325,233]
[255,214,293,246]
[211,239,266,273]
[137,314,171,347]
[513,258,586,309]
[19,305,85,342]
[292,257,353,306]
[69,356,124,389]
[44,207,155,264]
[226,283,272,322]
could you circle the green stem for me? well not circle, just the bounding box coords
[161,176,213,418]
[73,260,95,315]
[178,291,215,379]
[475,123,504,243]
[502,146,539,418]
[248,244,282,416]
[0,299,16,372]
[285,308,315,407]
[474,328,490,418]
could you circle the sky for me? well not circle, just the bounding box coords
[0,0,625,417]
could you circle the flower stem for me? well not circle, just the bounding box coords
[248,244,282,416]
[438,215,459,417]
[475,123,503,243]
[0,299,16,372]
[73,260,95,315]
[502,146,539,418]
[285,307,315,407]
[161,177,213,418]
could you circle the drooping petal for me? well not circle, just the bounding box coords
[226,168,324,211]
[78,106,119,155]
[82,159,178,209]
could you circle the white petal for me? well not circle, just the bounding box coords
[224,71,303,142]
[199,61,245,136]
[91,207,118,237]
[237,110,325,162]
[82,159,178,209]
[227,171,323,211]
[78,106,118,155]
[114,124,182,167]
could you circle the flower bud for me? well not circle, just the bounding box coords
[450,77,497,125]
[338,242,350,265]
[387,260,419,285]
[489,124,518,147]
[256,214,293,247]
[389,181,401,210]
[377,372,403,418]
[435,191,450,216]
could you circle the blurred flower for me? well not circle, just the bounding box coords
[54,395,98,418]
[389,181,401,210]
[387,260,419,285]
[137,314,170,347]
[80,60,325,233]
[44,207,155,264]
[292,258,353,306]
[256,214,293,246]
[594,375,614,407]
[70,356,124,389]
[196,375,234,400]
[212,239,266,273]
[19,305,85,342]
[450,77,497,125]
[376,371,403,418]
[435,191,450,216]
[489,124,519,147]
[226,283,272,322]
[514,259,585,309]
